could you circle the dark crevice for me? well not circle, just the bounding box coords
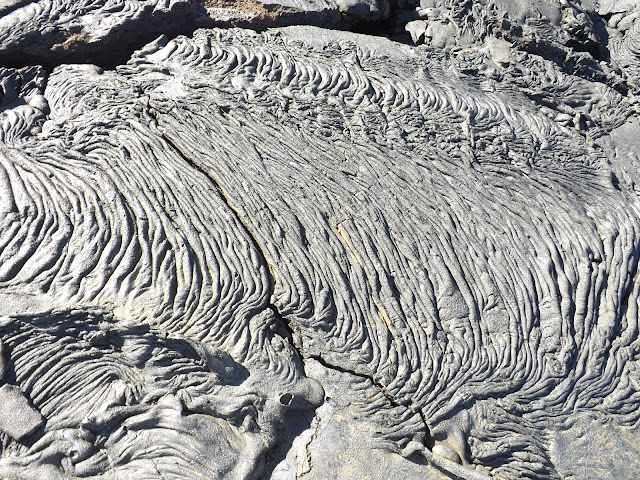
[157,128,273,291]
[565,37,604,62]
[307,353,432,447]
[149,108,309,370]
[267,303,297,346]
[350,17,396,37]
[150,106,326,480]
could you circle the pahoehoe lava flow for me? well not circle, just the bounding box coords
[0,1,640,479]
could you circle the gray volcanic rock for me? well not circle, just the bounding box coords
[0,2,639,480]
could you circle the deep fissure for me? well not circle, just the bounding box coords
[307,353,433,448]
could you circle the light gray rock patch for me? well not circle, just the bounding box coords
[0,384,43,440]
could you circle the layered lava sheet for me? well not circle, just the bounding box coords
[0,5,639,480]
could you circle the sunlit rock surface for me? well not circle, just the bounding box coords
[0,1,639,479]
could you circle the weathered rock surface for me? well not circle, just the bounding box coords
[0,1,639,479]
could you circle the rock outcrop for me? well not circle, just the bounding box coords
[0,1,639,479]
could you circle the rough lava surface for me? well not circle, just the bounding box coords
[0,1,640,480]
